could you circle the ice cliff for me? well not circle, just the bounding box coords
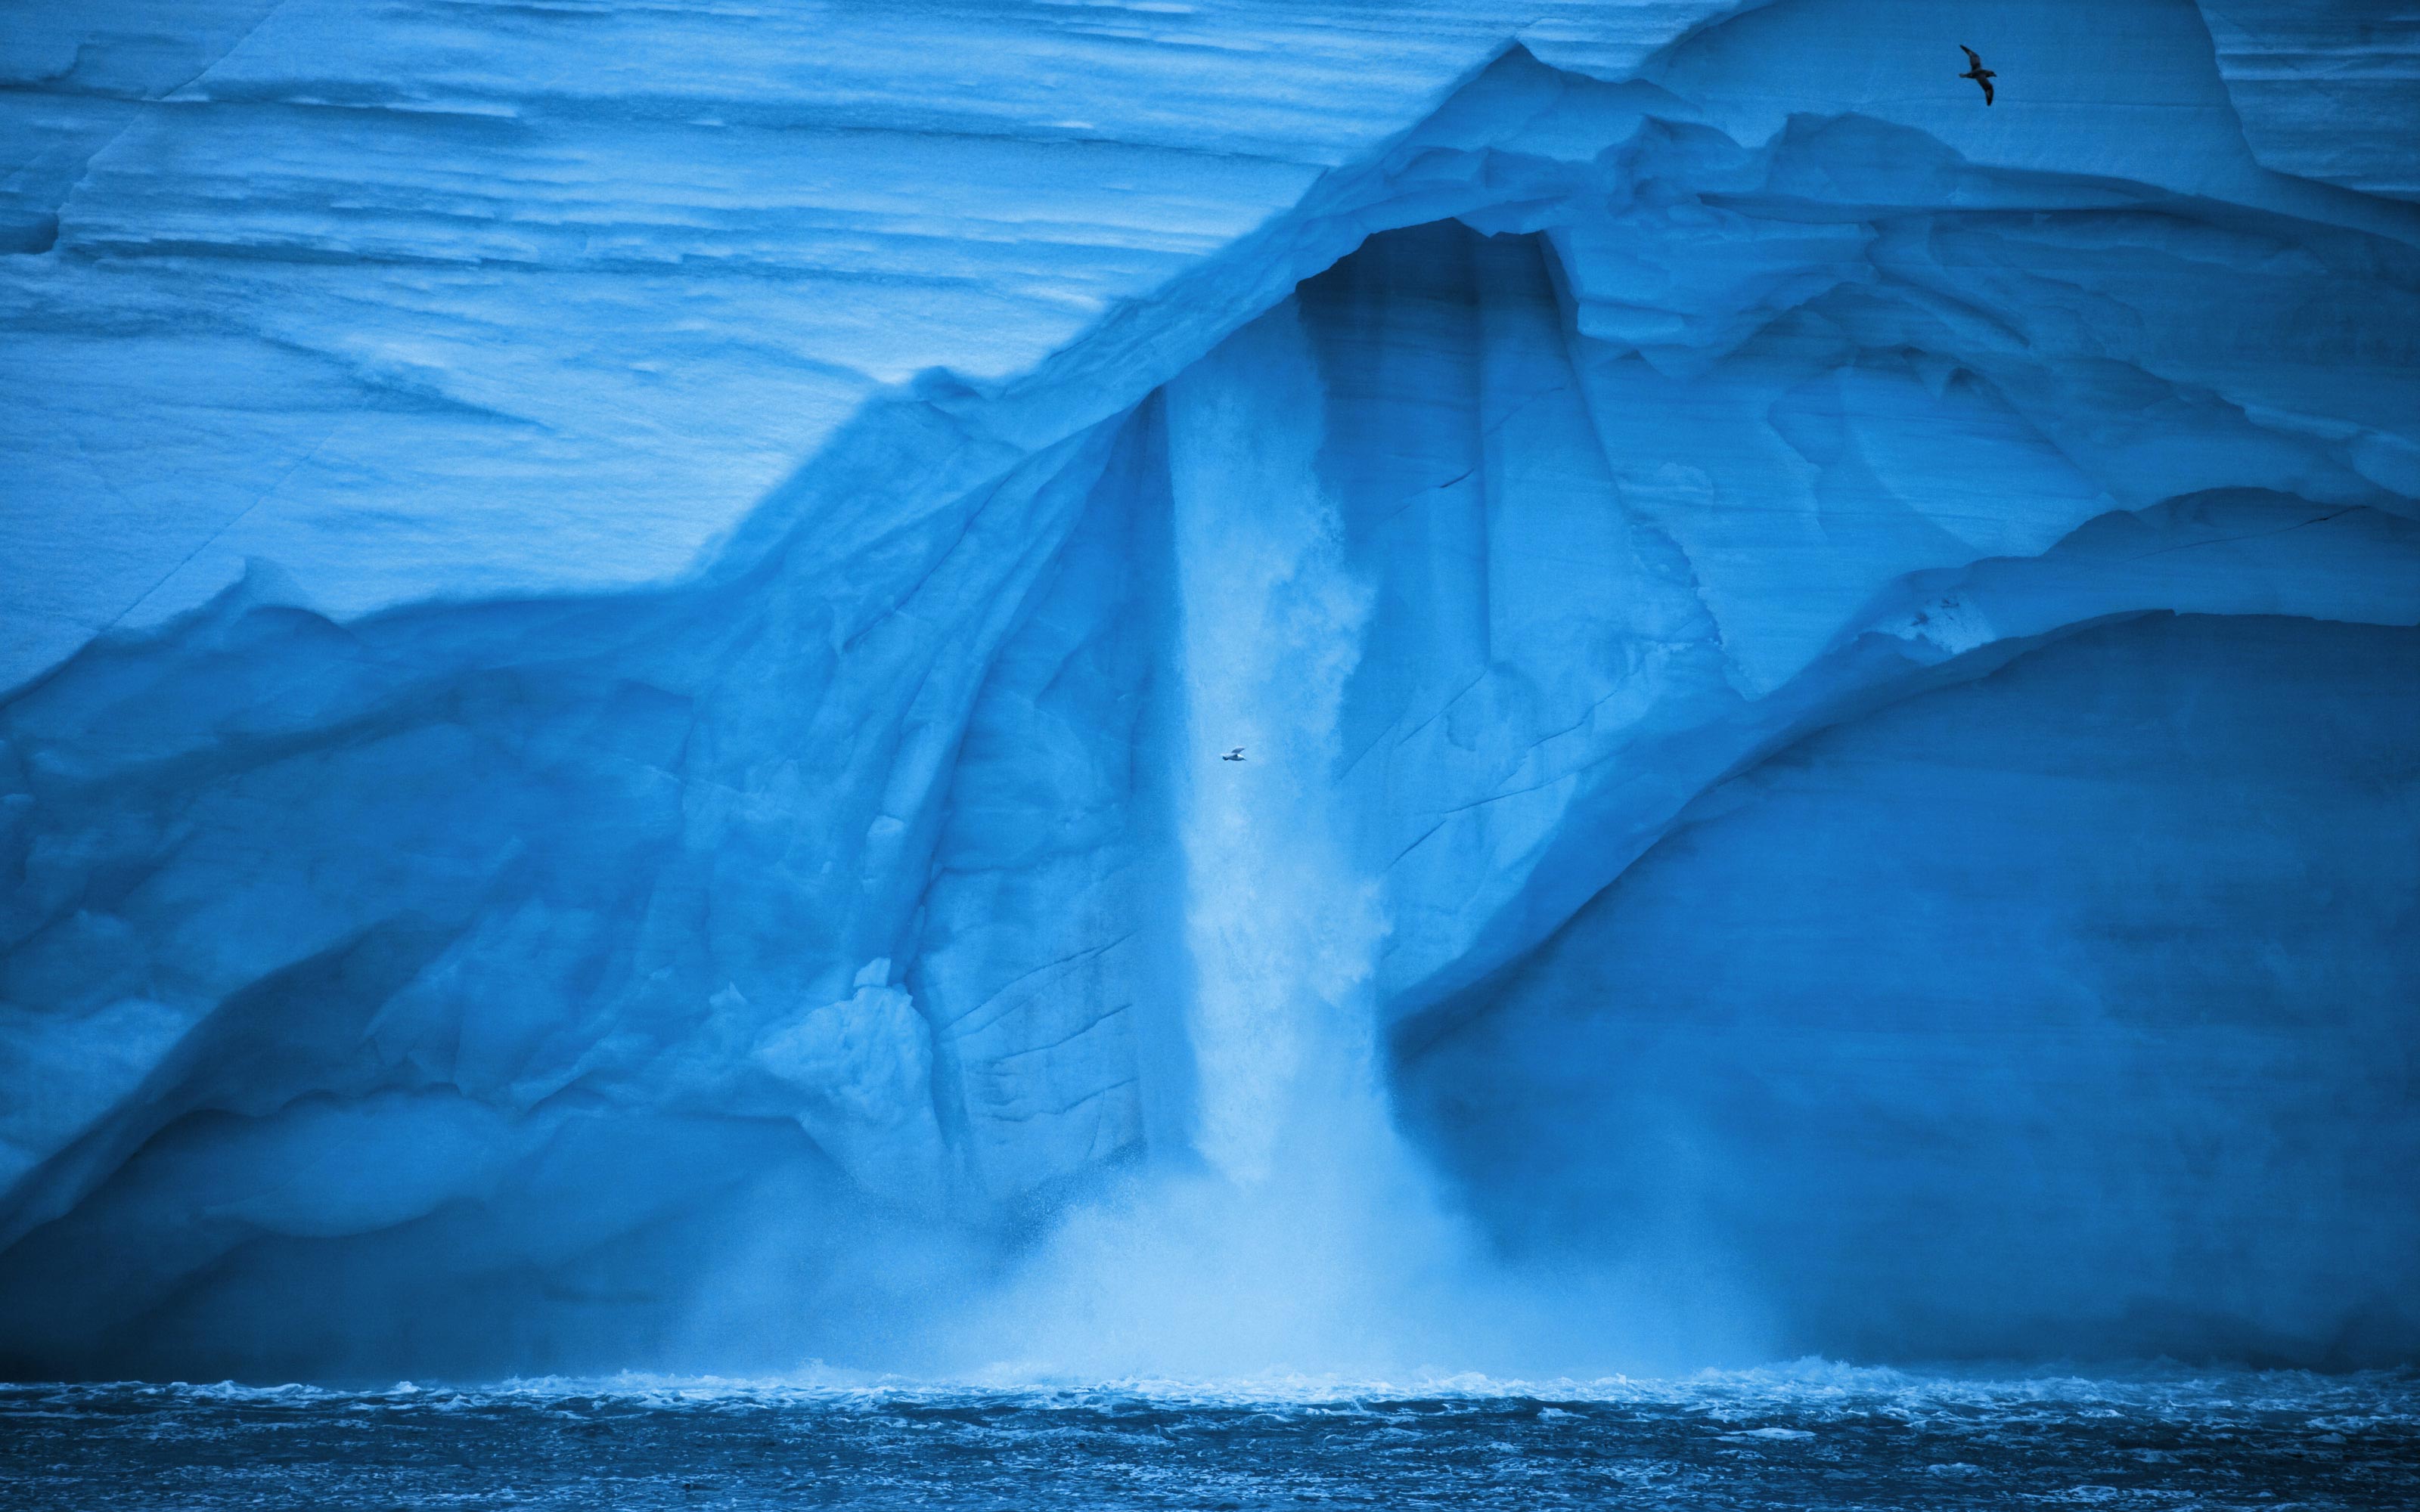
[2,0,2417,1379]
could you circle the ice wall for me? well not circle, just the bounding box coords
[8,0,2414,685]
[0,0,1747,686]
[1401,614,2420,1366]
[2,0,2418,1377]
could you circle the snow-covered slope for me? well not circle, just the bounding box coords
[2,0,2416,1377]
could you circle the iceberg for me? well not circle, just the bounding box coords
[1,0,2416,1378]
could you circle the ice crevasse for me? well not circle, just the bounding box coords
[1,0,2418,1377]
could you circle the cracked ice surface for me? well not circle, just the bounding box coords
[1,0,2418,1377]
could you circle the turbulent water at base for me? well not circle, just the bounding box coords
[4,1368,2416,1510]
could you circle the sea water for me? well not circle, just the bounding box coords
[4,1365,2415,1509]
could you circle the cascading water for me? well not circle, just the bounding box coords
[1162,305,1386,1188]
[954,307,1506,1380]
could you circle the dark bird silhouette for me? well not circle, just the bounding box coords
[1959,45,1996,105]
[1222,748,1246,762]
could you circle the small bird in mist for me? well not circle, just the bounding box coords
[1959,45,1996,105]
[1222,747,1246,762]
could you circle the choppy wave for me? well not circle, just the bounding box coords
[15,1359,2420,1419]
[6,1361,2415,1510]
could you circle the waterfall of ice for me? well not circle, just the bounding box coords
[1162,306,1386,1188]
[951,307,1501,1381]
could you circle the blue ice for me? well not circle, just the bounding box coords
[2,0,2417,1380]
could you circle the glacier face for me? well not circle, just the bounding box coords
[1401,612,2420,1365]
[2,0,2418,1378]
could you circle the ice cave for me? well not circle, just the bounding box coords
[1,0,2416,1383]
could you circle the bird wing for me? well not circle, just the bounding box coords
[1981,76,1993,104]
[1961,44,1981,68]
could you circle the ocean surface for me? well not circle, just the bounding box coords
[3,1365,2415,1509]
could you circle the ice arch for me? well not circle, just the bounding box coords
[2,20,2418,1376]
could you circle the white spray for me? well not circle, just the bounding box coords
[1162,303,1388,1187]
[957,305,1509,1383]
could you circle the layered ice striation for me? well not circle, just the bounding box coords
[2,0,2418,1378]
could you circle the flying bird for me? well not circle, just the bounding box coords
[1959,45,1996,106]
[1222,748,1246,762]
